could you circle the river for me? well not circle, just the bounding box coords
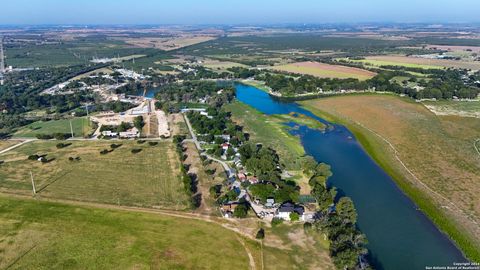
[235,83,467,270]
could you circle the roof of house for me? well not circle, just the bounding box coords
[278,203,304,215]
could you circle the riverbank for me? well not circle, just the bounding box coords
[301,96,480,262]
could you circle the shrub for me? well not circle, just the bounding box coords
[233,203,249,218]
[110,143,122,149]
[271,217,284,226]
[100,149,110,155]
[290,212,300,222]
[136,140,146,144]
[56,143,71,149]
[28,154,40,160]
[36,134,53,140]
[148,141,158,146]
[131,148,142,154]
[256,228,265,240]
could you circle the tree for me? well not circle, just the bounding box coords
[302,156,317,175]
[255,228,265,239]
[133,116,145,130]
[233,203,248,218]
[289,212,300,221]
[336,197,357,225]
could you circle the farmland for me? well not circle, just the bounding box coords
[301,95,480,258]
[271,61,377,80]
[345,55,480,70]
[0,140,189,209]
[13,117,94,138]
[121,35,217,51]
[0,196,257,270]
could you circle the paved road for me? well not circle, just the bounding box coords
[182,113,234,178]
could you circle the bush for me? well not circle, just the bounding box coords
[35,134,53,140]
[136,140,146,144]
[53,133,72,140]
[56,143,71,149]
[271,217,284,226]
[100,149,110,155]
[0,160,4,165]
[255,228,265,240]
[28,154,40,160]
[290,212,300,222]
[131,148,142,154]
[110,143,122,149]
[148,141,158,146]
[304,222,313,232]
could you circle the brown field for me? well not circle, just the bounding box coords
[0,141,19,152]
[121,35,216,50]
[365,55,480,70]
[271,61,377,80]
[0,140,189,209]
[302,95,480,245]
[426,45,480,53]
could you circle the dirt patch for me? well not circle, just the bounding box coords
[272,61,376,80]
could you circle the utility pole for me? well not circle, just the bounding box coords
[0,36,5,86]
[30,171,36,196]
[69,120,74,138]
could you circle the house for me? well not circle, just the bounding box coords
[275,203,304,221]
[119,127,140,138]
[221,203,239,218]
[221,143,230,151]
[248,176,259,184]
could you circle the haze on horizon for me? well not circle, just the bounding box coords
[2,0,480,25]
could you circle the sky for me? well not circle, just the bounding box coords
[2,0,480,25]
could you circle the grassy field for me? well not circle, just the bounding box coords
[345,55,480,70]
[0,140,189,209]
[0,195,257,270]
[13,117,94,138]
[301,95,480,261]
[271,61,376,80]
[0,141,19,152]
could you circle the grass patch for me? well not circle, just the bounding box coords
[0,140,189,209]
[0,195,255,269]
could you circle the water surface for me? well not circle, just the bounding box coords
[235,83,466,270]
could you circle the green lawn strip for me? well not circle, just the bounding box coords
[0,195,254,269]
[300,102,480,262]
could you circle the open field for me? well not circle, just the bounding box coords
[271,61,377,80]
[426,45,480,53]
[347,55,480,70]
[0,195,257,270]
[201,59,248,71]
[0,141,19,152]
[422,100,480,118]
[121,36,217,51]
[13,117,94,138]
[301,95,480,260]
[0,140,189,209]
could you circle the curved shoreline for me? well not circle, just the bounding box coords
[300,102,480,262]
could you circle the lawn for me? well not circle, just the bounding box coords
[0,140,189,209]
[301,95,480,260]
[0,195,256,269]
[271,61,376,80]
[13,117,94,138]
